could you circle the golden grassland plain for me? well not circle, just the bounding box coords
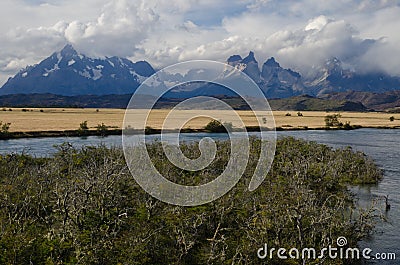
[0,108,399,132]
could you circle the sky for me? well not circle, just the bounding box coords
[0,0,400,85]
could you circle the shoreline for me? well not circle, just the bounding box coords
[1,125,400,140]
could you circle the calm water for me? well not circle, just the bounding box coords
[279,129,400,265]
[0,129,399,263]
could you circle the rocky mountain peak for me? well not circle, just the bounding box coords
[133,61,156,77]
[264,57,280,68]
[1,48,400,99]
[59,44,78,57]
[242,51,257,64]
[0,44,155,96]
[227,55,242,64]
[324,57,343,76]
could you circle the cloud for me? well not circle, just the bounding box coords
[1,0,400,85]
[62,0,160,57]
[272,17,363,75]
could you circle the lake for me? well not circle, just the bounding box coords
[0,128,398,263]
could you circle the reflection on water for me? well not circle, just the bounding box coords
[0,128,399,263]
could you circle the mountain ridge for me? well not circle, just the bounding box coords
[0,44,155,96]
[1,45,400,99]
[0,93,370,112]
[321,90,400,112]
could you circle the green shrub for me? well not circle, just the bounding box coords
[96,122,108,136]
[204,120,232,133]
[80,121,88,130]
[324,113,343,127]
[78,121,89,135]
[0,138,383,264]
[342,121,353,130]
[0,121,11,138]
[145,125,157,134]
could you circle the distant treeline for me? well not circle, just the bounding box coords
[0,93,373,111]
[0,93,131,109]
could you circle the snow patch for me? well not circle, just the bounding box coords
[96,65,104,69]
[56,52,62,64]
[43,63,60,76]
[131,71,146,83]
[22,72,27,77]
[118,58,127,67]
[92,69,102,80]
[68,59,75,66]
[79,69,91,79]
[108,60,115,67]
[111,74,116,78]
[43,53,62,76]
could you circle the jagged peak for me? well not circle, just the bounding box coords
[242,51,257,64]
[264,57,280,68]
[227,54,242,63]
[325,57,342,66]
[60,44,78,57]
[324,57,344,76]
[287,68,301,78]
[133,61,156,77]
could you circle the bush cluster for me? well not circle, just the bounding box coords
[0,121,11,138]
[0,137,383,264]
[204,120,233,133]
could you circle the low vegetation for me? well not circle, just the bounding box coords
[0,137,383,264]
[0,121,11,138]
[96,122,109,136]
[324,114,360,130]
[78,120,89,135]
[325,113,343,127]
[269,95,368,112]
[204,120,233,133]
[0,108,398,134]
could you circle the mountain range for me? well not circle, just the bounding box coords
[1,44,400,102]
[0,44,155,95]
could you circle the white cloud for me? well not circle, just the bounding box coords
[304,16,331,31]
[0,0,400,85]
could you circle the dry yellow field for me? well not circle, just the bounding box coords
[0,108,399,132]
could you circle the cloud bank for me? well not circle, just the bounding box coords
[0,0,400,84]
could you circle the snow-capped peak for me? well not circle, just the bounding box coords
[0,44,157,95]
